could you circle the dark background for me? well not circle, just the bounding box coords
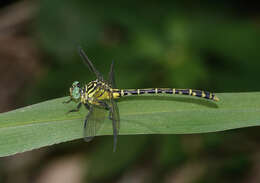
[0,0,260,183]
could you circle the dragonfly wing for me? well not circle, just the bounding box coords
[107,93,120,152]
[108,60,120,151]
[108,60,117,88]
[109,60,120,130]
[84,105,106,142]
[78,46,104,81]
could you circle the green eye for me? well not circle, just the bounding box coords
[72,81,79,87]
[72,87,80,99]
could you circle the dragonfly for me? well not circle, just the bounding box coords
[65,47,219,152]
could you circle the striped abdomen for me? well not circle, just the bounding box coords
[113,88,219,101]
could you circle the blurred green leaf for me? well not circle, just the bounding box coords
[87,135,149,181]
[158,136,186,168]
[1,92,260,157]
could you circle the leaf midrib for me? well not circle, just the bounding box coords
[1,107,259,130]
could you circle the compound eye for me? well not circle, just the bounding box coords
[72,81,80,87]
[72,87,80,99]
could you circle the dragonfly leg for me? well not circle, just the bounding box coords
[97,100,110,110]
[63,98,72,104]
[84,103,90,110]
[97,100,113,120]
[67,103,82,114]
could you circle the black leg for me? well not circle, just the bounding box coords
[67,103,82,114]
[63,98,72,104]
[101,102,113,120]
[84,103,90,110]
[98,101,113,119]
[97,100,110,110]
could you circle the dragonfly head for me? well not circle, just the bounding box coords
[70,81,81,101]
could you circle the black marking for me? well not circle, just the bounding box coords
[96,88,106,98]
[204,91,210,99]
[194,90,202,97]
[147,89,155,94]
[157,89,162,93]
[129,90,138,95]
[165,90,173,94]
[139,90,145,94]
[180,89,189,95]
[87,83,95,93]
[92,83,102,92]
[118,90,122,97]
[87,82,94,89]
[124,90,138,95]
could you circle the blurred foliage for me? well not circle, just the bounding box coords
[27,0,260,112]
[33,1,260,183]
[1,0,260,183]
[87,136,149,181]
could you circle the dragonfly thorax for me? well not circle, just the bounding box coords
[83,80,112,105]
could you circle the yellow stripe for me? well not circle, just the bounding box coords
[214,96,220,101]
[121,90,124,96]
[202,91,206,98]
[87,84,95,94]
[155,88,158,94]
[189,89,192,95]
[137,89,140,95]
[173,88,175,94]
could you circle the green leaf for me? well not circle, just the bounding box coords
[0,92,260,157]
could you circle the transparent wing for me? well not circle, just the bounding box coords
[109,60,120,130]
[84,105,106,142]
[78,46,104,81]
[109,60,117,88]
[108,60,120,152]
[109,94,120,152]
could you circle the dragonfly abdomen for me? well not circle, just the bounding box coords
[113,88,219,101]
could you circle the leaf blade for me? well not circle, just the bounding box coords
[0,92,260,157]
